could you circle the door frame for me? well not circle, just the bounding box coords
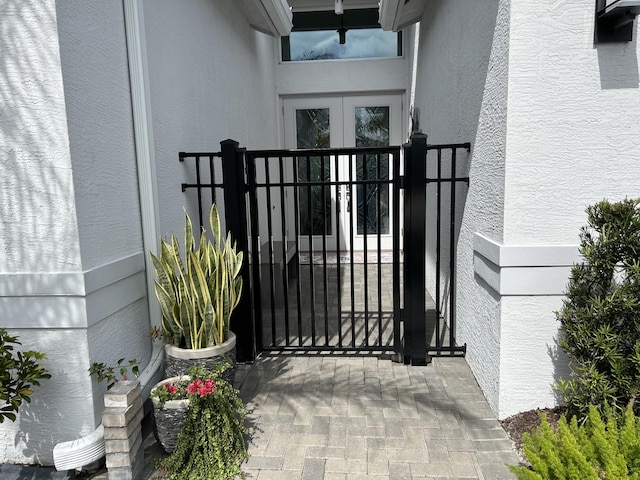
[283,93,404,253]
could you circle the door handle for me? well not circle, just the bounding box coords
[346,186,351,213]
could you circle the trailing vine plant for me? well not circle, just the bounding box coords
[0,328,51,423]
[155,364,248,480]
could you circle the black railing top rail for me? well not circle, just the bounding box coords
[426,142,471,151]
[179,151,223,159]
[245,145,401,158]
[178,142,469,160]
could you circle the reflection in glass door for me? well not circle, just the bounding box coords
[295,108,332,238]
[284,95,402,254]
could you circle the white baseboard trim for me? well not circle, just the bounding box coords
[473,233,582,295]
[0,253,146,328]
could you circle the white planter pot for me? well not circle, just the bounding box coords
[151,376,190,454]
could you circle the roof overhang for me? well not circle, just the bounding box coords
[238,0,293,36]
[379,0,428,31]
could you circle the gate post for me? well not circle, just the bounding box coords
[403,133,429,366]
[221,139,255,362]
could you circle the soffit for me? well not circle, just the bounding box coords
[237,0,293,36]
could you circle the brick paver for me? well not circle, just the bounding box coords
[237,355,519,480]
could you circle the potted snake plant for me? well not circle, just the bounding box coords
[150,204,243,382]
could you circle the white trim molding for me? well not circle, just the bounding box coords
[123,0,161,329]
[237,0,293,37]
[0,253,146,329]
[379,0,427,31]
[473,233,582,296]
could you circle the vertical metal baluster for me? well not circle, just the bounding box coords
[377,152,383,347]
[349,153,356,348]
[265,157,277,346]
[435,148,442,350]
[209,155,216,206]
[195,155,203,228]
[293,155,303,347]
[392,148,401,357]
[307,155,316,347]
[449,148,458,351]
[363,153,369,347]
[246,153,263,354]
[278,155,290,346]
[335,153,343,348]
[321,154,329,346]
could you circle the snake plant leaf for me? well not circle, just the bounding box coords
[210,204,221,249]
[151,205,243,348]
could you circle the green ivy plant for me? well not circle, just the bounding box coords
[89,358,140,390]
[556,198,640,418]
[155,363,248,480]
[509,403,640,479]
[0,328,51,423]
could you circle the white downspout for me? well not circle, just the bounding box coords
[53,0,163,470]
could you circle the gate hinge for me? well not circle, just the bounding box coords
[398,176,405,189]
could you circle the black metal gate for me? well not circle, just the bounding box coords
[180,133,469,364]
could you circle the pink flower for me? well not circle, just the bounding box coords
[164,383,177,395]
[197,379,216,397]
[188,380,203,394]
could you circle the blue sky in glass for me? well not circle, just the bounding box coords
[289,28,397,61]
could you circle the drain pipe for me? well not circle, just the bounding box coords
[52,347,164,471]
[54,0,162,471]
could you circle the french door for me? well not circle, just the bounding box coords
[283,94,402,253]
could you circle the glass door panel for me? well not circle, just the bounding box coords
[355,106,390,237]
[344,95,402,251]
[295,108,332,237]
[284,98,342,252]
[284,95,402,253]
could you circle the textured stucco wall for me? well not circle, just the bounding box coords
[0,329,95,465]
[412,0,510,415]
[0,0,81,273]
[143,0,280,239]
[0,0,151,464]
[505,0,640,244]
[492,0,640,419]
[415,0,640,419]
[55,0,151,416]
[56,0,143,270]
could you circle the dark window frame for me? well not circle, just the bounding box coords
[281,8,403,62]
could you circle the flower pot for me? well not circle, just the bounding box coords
[163,331,237,384]
[151,376,190,454]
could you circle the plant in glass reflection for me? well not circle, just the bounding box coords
[0,328,51,423]
[355,107,390,235]
[296,108,332,236]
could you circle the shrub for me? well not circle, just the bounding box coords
[0,328,51,423]
[509,404,640,479]
[556,198,640,418]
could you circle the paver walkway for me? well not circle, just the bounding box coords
[235,355,519,480]
[92,355,519,479]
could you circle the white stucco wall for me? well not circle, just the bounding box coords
[0,0,152,464]
[416,0,640,419]
[0,0,81,273]
[56,0,143,270]
[505,0,640,244]
[412,0,510,415]
[143,0,281,239]
[491,0,640,419]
